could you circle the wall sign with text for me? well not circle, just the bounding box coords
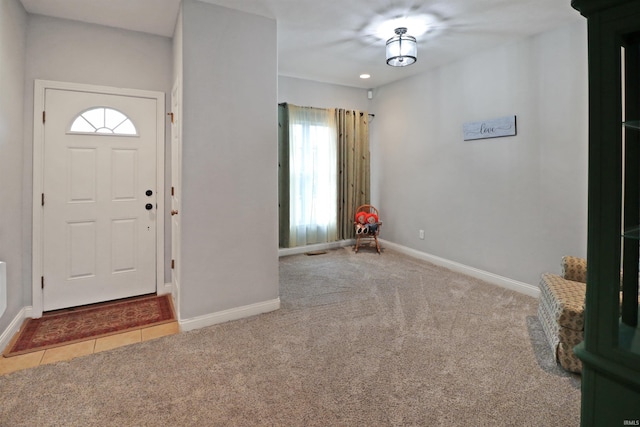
[462,115,517,141]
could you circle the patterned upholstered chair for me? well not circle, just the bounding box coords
[537,256,587,373]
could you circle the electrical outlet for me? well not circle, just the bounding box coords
[419,230,425,240]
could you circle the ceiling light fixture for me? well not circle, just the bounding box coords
[360,74,371,79]
[386,27,417,67]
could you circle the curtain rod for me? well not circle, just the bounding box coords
[279,103,375,118]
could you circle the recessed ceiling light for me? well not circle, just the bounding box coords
[360,74,371,79]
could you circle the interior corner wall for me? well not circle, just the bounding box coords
[22,15,174,303]
[0,0,27,331]
[371,21,588,287]
[179,0,279,319]
[278,76,371,112]
[172,6,182,87]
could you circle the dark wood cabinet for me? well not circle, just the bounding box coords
[571,0,640,424]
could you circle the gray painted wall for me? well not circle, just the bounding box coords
[179,0,279,319]
[22,15,174,301]
[0,1,588,336]
[0,0,27,332]
[371,22,589,286]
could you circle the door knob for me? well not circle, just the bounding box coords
[171,210,179,216]
[145,190,153,196]
[145,203,153,210]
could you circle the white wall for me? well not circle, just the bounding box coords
[0,2,586,335]
[179,0,279,319]
[371,21,589,286]
[278,76,371,112]
[22,15,174,301]
[0,0,27,332]
[172,7,182,87]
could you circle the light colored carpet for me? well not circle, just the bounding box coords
[0,247,580,426]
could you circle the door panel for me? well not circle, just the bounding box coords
[68,221,96,278]
[111,149,137,200]
[42,89,158,311]
[69,148,97,201]
[111,218,137,272]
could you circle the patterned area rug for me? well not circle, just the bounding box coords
[3,294,175,357]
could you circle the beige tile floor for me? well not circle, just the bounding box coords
[0,321,179,376]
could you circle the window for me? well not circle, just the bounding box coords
[69,107,138,136]
[279,103,370,249]
[288,107,337,246]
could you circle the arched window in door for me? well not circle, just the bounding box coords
[69,107,138,136]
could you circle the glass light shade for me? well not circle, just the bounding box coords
[386,29,417,67]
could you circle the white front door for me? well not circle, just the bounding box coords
[42,88,159,311]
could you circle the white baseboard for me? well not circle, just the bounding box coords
[380,239,540,298]
[158,282,173,296]
[0,306,33,353]
[278,239,356,257]
[179,298,281,332]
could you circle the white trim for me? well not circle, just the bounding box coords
[0,261,6,317]
[158,282,173,296]
[0,306,33,354]
[31,80,165,317]
[380,239,540,298]
[179,298,281,332]
[171,279,181,322]
[169,77,182,327]
[278,239,356,257]
[32,81,45,317]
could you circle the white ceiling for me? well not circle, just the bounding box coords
[20,0,584,89]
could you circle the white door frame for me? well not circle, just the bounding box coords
[31,79,165,317]
[170,77,182,321]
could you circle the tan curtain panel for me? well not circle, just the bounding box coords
[336,109,370,240]
[278,103,290,248]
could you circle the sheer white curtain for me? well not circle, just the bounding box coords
[288,105,337,247]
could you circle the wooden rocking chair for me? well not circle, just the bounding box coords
[354,204,382,254]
